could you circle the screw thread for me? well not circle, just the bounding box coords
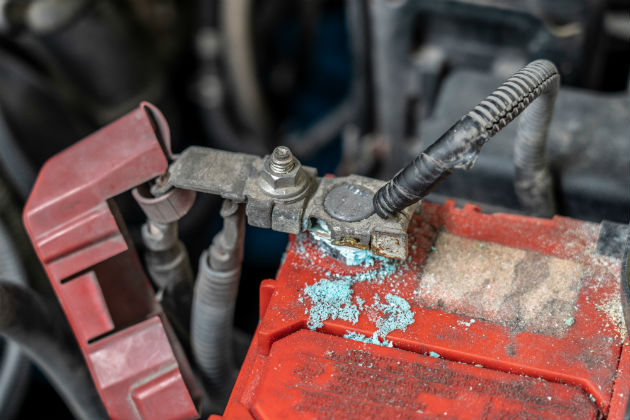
[269,146,294,174]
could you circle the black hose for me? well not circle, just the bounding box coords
[0,107,36,201]
[373,59,560,218]
[0,219,30,420]
[0,281,108,420]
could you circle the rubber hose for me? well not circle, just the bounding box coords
[0,221,30,420]
[221,0,271,136]
[0,281,108,420]
[191,252,240,395]
[0,108,36,200]
[373,59,559,218]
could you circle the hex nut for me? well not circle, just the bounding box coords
[258,156,310,199]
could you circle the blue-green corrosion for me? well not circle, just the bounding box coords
[304,278,359,329]
[302,259,414,345]
[303,253,399,328]
[370,294,415,341]
[343,331,393,347]
[339,294,415,347]
[342,294,414,347]
[305,218,378,266]
[301,217,415,346]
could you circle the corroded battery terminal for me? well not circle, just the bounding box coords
[154,146,418,260]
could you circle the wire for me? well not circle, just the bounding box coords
[373,59,559,219]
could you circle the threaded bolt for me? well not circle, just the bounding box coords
[269,146,295,174]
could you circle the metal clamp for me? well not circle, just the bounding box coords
[153,145,418,259]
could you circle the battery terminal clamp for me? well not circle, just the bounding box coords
[152,145,418,260]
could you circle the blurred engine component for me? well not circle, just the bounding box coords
[0,0,628,419]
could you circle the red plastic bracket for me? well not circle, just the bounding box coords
[23,103,200,420]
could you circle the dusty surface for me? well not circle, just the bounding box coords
[416,232,584,337]
[596,295,627,341]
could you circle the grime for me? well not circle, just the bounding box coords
[416,232,584,337]
[305,218,377,266]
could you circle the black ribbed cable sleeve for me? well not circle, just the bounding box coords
[373,59,560,218]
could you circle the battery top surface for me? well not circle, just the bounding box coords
[217,201,628,420]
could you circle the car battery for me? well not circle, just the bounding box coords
[215,201,629,419]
